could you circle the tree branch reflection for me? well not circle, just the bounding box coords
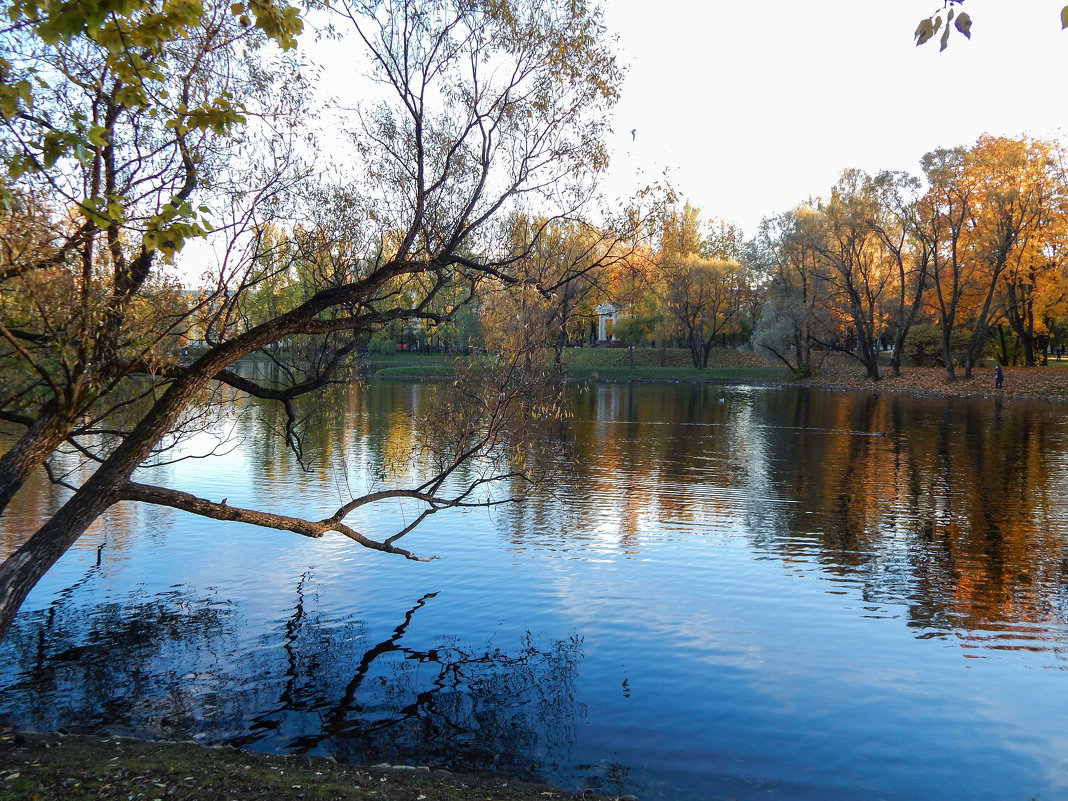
[0,575,585,779]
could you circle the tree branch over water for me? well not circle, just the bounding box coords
[0,0,632,638]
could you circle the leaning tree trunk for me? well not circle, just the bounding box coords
[0,468,121,638]
[0,262,418,638]
[0,404,76,515]
[0,344,236,638]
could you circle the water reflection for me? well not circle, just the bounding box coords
[503,385,1068,650]
[6,380,1068,659]
[3,381,1068,800]
[0,570,584,777]
[1,580,236,734]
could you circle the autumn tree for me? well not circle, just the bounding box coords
[974,137,1066,368]
[750,208,835,378]
[867,170,931,376]
[482,214,645,361]
[803,170,893,381]
[644,202,750,361]
[922,136,1059,377]
[701,218,747,262]
[660,202,703,258]
[0,0,623,638]
[661,255,746,368]
[704,216,760,339]
[916,146,975,380]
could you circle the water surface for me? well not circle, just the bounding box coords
[2,382,1067,801]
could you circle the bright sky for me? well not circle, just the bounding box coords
[178,0,1068,283]
[599,0,1068,234]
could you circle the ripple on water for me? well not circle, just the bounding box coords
[3,384,1068,801]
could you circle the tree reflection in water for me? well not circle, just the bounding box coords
[0,572,584,778]
[507,385,1068,655]
[4,383,1068,800]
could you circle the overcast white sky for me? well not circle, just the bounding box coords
[598,0,1068,234]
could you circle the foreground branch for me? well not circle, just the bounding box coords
[115,480,436,561]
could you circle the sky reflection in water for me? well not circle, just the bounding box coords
[2,382,1068,801]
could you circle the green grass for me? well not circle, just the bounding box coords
[362,352,450,367]
[561,346,762,370]
[563,365,789,382]
[364,347,782,383]
[373,364,458,377]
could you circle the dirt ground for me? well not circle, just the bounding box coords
[794,363,1068,400]
[0,729,634,801]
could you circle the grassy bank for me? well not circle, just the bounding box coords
[364,348,1068,399]
[0,730,627,801]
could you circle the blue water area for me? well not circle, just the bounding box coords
[2,382,1068,801]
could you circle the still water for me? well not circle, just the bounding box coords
[2,381,1068,801]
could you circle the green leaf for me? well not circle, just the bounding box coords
[87,125,109,147]
[0,91,18,119]
[955,12,972,39]
[1062,6,1068,30]
[7,155,29,181]
[79,196,112,227]
[939,25,951,52]
[106,198,125,223]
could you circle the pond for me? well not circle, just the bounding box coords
[2,381,1068,801]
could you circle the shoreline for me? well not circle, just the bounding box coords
[0,729,630,801]
[791,365,1068,402]
[374,364,1068,402]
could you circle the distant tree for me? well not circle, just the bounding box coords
[750,209,834,378]
[701,218,746,262]
[659,202,703,258]
[980,137,1067,367]
[916,146,975,381]
[661,255,746,368]
[483,215,646,360]
[868,170,931,377]
[803,170,892,381]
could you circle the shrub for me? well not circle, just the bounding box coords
[903,324,969,367]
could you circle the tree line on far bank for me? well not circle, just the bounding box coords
[238,134,1065,380]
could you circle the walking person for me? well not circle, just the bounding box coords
[994,365,1004,389]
